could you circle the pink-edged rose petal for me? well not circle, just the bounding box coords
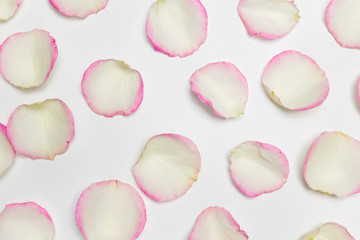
[304,131,360,197]
[189,206,248,240]
[302,222,354,240]
[146,0,208,57]
[0,0,22,21]
[190,62,248,118]
[230,141,289,197]
[82,59,144,117]
[0,123,15,176]
[237,0,300,39]
[262,50,329,111]
[76,180,146,240]
[0,202,55,240]
[133,134,201,202]
[0,29,57,89]
[7,99,75,160]
[326,0,360,49]
[49,0,109,18]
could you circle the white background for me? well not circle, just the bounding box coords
[0,0,360,239]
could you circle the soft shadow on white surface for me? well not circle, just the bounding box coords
[352,76,360,114]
